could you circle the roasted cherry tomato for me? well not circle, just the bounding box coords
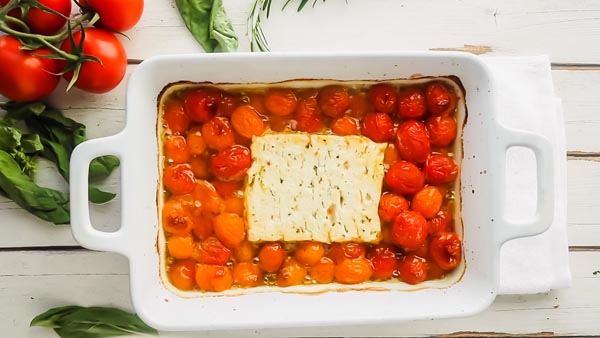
[233,262,263,287]
[349,91,370,118]
[162,199,192,235]
[191,212,213,240]
[368,84,397,114]
[361,112,394,142]
[369,245,397,280]
[193,236,231,265]
[295,97,324,132]
[398,87,427,119]
[384,161,425,195]
[201,117,235,151]
[189,156,209,179]
[223,195,244,216]
[210,145,252,181]
[185,126,207,155]
[83,0,143,32]
[378,193,409,223]
[395,120,430,164]
[213,213,246,249]
[318,85,351,118]
[211,181,242,198]
[331,116,359,136]
[430,232,462,270]
[169,259,197,290]
[234,240,256,262]
[163,164,196,195]
[164,135,190,164]
[429,209,454,234]
[192,180,224,213]
[328,243,366,265]
[398,254,427,285]
[425,82,457,116]
[383,144,399,166]
[392,210,428,250]
[167,235,194,259]
[294,241,325,266]
[184,88,221,123]
[310,257,336,284]
[411,186,443,219]
[258,242,286,272]
[264,88,298,116]
[163,100,190,134]
[231,105,265,139]
[335,257,373,284]
[426,116,457,147]
[195,264,233,292]
[277,258,308,287]
[424,154,459,185]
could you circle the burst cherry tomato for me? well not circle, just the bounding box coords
[184,88,221,123]
[430,232,462,270]
[295,97,324,132]
[361,113,394,142]
[395,120,430,164]
[384,161,425,195]
[426,116,457,147]
[425,82,457,116]
[213,213,246,249]
[265,88,298,116]
[231,105,265,139]
[195,264,233,292]
[369,84,397,114]
[277,258,308,287]
[310,257,336,284]
[162,199,192,235]
[233,262,262,287]
[369,245,397,280]
[163,164,196,195]
[164,135,190,164]
[392,210,428,250]
[210,145,252,181]
[83,0,144,32]
[424,154,459,185]
[163,100,190,134]
[328,243,366,264]
[398,254,427,284]
[193,236,231,265]
[258,242,286,272]
[398,87,427,119]
[411,186,443,219]
[169,259,197,290]
[318,86,351,118]
[295,241,325,266]
[60,28,127,93]
[201,117,235,151]
[429,209,454,234]
[335,257,373,284]
[378,193,409,223]
[0,36,60,101]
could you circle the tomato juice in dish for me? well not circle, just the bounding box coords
[158,78,464,293]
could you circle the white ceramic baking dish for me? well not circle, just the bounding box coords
[70,52,554,331]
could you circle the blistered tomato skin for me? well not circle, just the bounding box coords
[426,82,457,116]
[361,113,394,142]
[369,245,397,280]
[163,100,190,134]
[398,254,427,285]
[429,209,454,234]
[384,161,425,195]
[318,86,351,118]
[295,97,324,132]
[411,186,444,219]
[265,88,298,116]
[368,84,397,114]
[162,199,192,236]
[163,164,196,195]
[193,237,231,265]
[398,87,427,119]
[184,88,221,123]
[328,243,366,264]
[335,257,373,284]
[210,145,252,181]
[395,120,431,164]
[424,154,459,184]
[164,136,190,164]
[426,115,457,147]
[392,210,429,250]
[202,117,236,151]
[378,193,409,223]
[430,232,462,270]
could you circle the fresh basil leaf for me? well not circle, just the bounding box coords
[89,185,117,204]
[89,155,120,182]
[1,101,47,119]
[0,125,22,151]
[176,0,238,53]
[20,134,44,154]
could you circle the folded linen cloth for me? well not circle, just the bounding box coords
[484,56,571,294]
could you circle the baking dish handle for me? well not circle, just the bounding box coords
[70,133,128,255]
[495,126,555,245]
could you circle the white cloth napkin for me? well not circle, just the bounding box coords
[483,56,571,294]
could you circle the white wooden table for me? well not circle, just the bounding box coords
[2,0,600,337]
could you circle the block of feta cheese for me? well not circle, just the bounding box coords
[245,133,387,243]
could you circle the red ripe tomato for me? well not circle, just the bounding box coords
[184,88,221,123]
[210,145,252,181]
[398,254,427,284]
[430,232,462,270]
[217,93,241,117]
[392,210,428,250]
[60,28,127,93]
[411,186,443,219]
[163,163,196,195]
[429,209,454,235]
[193,236,232,265]
[0,36,60,101]
[368,84,397,114]
[163,100,190,134]
[398,87,427,119]
[425,82,457,116]
[3,0,71,35]
[361,113,394,142]
[384,161,425,195]
[395,120,430,164]
[426,116,457,147]
[378,193,409,223]
[369,245,397,280]
[83,0,144,32]
[318,86,351,118]
[424,154,459,185]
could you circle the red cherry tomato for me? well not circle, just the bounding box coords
[3,0,72,35]
[369,245,397,280]
[210,145,252,181]
[193,236,232,265]
[217,93,241,117]
[368,84,397,114]
[424,154,459,185]
[426,116,457,147]
[361,113,394,142]
[392,210,428,250]
[0,36,60,101]
[163,100,190,134]
[60,28,127,93]
[398,254,427,284]
[384,161,425,195]
[83,0,144,32]
[395,120,430,164]
[201,117,235,151]
[398,87,427,119]
[429,209,454,235]
[318,86,351,118]
[295,97,324,132]
[430,232,462,270]
[425,82,457,116]
[328,243,366,265]
[163,164,196,195]
[184,88,221,123]
[411,186,443,219]
[378,193,409,223]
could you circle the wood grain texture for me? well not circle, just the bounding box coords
[0,250,598,338]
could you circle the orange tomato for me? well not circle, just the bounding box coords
[231,105,265,139]
[331,116,359,136]
[189,156,209,179]
[192,236,231,265]
[191,212,213,240]
[223,196,244,216]
[310,257,336,284]
[169,259,197,290]
[411,186,443,219]
[258,242,286,272]
[163,163,196,195]
[162,199,192,235]
[233,262,263,287]
[164,135,190,164]
[210,145,252,182]
[295,96,323,133]
[234,240,256,262]
[378,193,409,223]
[212,180,242,198]
[213,213,246,248]
[163,99,190,134]
[195,264,233,292]
[186,126,207,155]
[167,235,194,259]
[201,116,235,151]
[192,180,224,214]
[277,258,307,287]
[328,243,366,265]
[294,241,325,266]
[318,85,351,118]
[264,88,298,116]
[334,257,373,284]
[383,143,399,166]
[246,93,267,115]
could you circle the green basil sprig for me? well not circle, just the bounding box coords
[176,0,238,52]
[31,306,158,338]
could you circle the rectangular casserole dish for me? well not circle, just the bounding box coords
[69,52,554,331]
